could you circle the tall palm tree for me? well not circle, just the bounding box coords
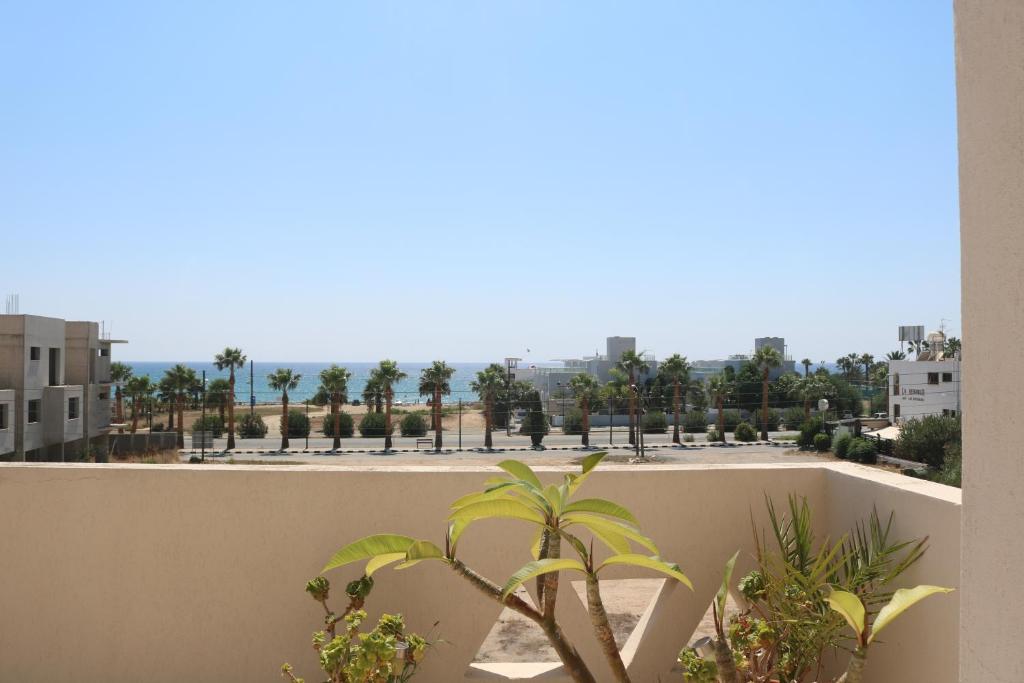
[213,347,247,450]
[164,364,197,448]
[419,361,455,451]
[658,354,690,444]
[110,362,133,433]
[362,373,384,413]
[124,375,154,434]
[836,355,854,379]
[801,358,812,377]
[157,376,176,431]
[886,350,907,361]
[267,368,302,450]
[944,337,962,358]
[206,378,231,424]
[706,374,732,443]
[318,365,351,451]
[568,373,600,447]
[617,350,650,446]
[471,364,505,450]
[858,354,875,386]
[375,360,407,451]
[752,347,782,440]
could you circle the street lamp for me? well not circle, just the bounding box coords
[504,357,521,437]
[630,384,647,460]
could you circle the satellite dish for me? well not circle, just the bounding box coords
[818,399,829,412]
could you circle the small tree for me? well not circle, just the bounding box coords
[568,373,601,447]
[236,413,268,438]
[400,412,428,437]
[321,412,355,439]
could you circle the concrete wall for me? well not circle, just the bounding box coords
[0,389,13,456]
[956,1,1024,680]
[0,462,958,683]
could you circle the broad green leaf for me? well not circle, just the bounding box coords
[563,498,639,526]
[869,585,954,643]
[323,534,416,573]
[530,527,544,560]
[562,513,659,554]
[450,485,516,511]
[496,460,543,490]
[587,525,632,555]
[543,484,563,517]
[449,519,468,555]
[366,552,407,576]
[501,558,587,599]
[597,554,694,590]
[827,589,866,640]
[395,540,448,570]
[449,499,545,526]
[580,451,607,474]
[717,551,740,617]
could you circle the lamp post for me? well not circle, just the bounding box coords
[201,370,207,462]
[504,357,521,437]
[305,398,309,450]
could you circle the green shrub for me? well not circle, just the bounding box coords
[520,409,548,447]
[833,432,853,459]
[683,433,695,443]
[284,409,311,438]
[683,411,708,433]
[707,427,721,442]
[400,412,428,437]
[813,433,831,452]
[562,408,584,435]
[721,409,743,431]
[151,422,165,433]
[895,415,961,468]
[750,408,782,432]
[321,411,355,438]
[796,417,824,448]
[936,442,962,487]
[236,413,268,438]
[734,421,757,442]
[641,411,668,434]
[847,437,878,464]
[782,406,807,429]
[359,412,391,438]
[190,415,224,438]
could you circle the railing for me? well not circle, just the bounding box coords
[0,462,960,682]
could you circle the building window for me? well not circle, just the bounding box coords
[99,391,110,401]
[29,346,40,361]
[0,404,7,430]
[894,404,901,418]
[942,372,953,382]
[99,348,110,357]
[892,373,900,396]
[943,409,950,417]
[27,399,40,424]
[928,372,939,385]
[68,397,80,420]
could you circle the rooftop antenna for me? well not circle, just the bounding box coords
[4,294,19,314]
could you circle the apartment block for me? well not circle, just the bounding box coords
[0,314,126,461]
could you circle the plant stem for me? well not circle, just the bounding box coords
[449,560,595,683]
[585,573,631,683]
[543,531,561,626]
[837,647,867,683]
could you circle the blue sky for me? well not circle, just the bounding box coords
[0,1,959,363]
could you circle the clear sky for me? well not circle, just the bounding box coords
[0,1,959,363]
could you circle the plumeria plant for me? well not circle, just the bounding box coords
[322,452,692,683]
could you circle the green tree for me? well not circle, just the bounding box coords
[616,350,649,446]
[374,360,407,451]
[858,354,875,387]
[362,373,384,413]
[124,375,154,434]
[318,364,352,451]
[267,368,302,450]
[157,376,177,431]
[791,375,836,420]
[568,373,601,447]
[213,347,247,450]
[658,354,690,444]
[206,378,232,424]
[706,374,733,443]
[470,364,505,450]
[419,361,455,450]
[886,350,906,361]
[110,362,133,434]
[752,347,782,440]
[163,364,197,448]
[944,336,961,358]
[800,358,812,377]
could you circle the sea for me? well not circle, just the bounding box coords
[126,361,494,406]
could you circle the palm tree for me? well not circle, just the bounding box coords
[110,362,133,433]
[157,376,176,431]
[836,355,855,379]
[752,347,782,440]
[419,361,455,451]
[617,350,650,445]
[658,354,690,444]
[362,373,384,413]
[568,373,600,447]
[206,378,231,424]
[886,350,906,361]
[267,368,302,450]
[801,358,812,377]
[213,347,247,450]
[858,354,875,386]
[318,365,351,451]
[164,364,197,448]
[791,376,835,420]
[944,336,962,358]
[375,360,407,451]
[124,375,154,434]
[706,374,732,442]
[471,364,505,450]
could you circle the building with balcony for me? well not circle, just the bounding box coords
[888,330,961,422]
[0,314,126,461]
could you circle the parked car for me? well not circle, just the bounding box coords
[873,412,888,419]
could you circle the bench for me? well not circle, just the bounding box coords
[415,438,434,450]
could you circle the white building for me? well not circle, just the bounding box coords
[0,314,126,461]
[888,331,961,423]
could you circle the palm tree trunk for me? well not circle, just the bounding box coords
[672,382,681,444]
[484,398,493,450]
[628,373,636,445]
[281,393,289,450]
[115,386,124,433]
[130,398,139,434]
[167,401,174,430]
[581,397,590,447]
[176,395,184,448]
[227,371,236,450]
[332,398,341,450]
[434,387,442,451]
[717,396,725,442]
[384,388,393,451]
[804,399,811,420]
[585,573,631,682]
[761,370,770,441]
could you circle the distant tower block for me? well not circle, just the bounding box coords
[605,336,636,364]
[754,336,787,357]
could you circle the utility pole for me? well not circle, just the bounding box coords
[305,399,309,450]
[201,370,207,462]
[249,359,255,416]
[609,397,613,445]
[458,399,462,450]
[504,357,521,437]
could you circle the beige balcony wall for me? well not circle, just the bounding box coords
[0,463,958,683]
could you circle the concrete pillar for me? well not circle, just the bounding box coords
[956,1,1024,681]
